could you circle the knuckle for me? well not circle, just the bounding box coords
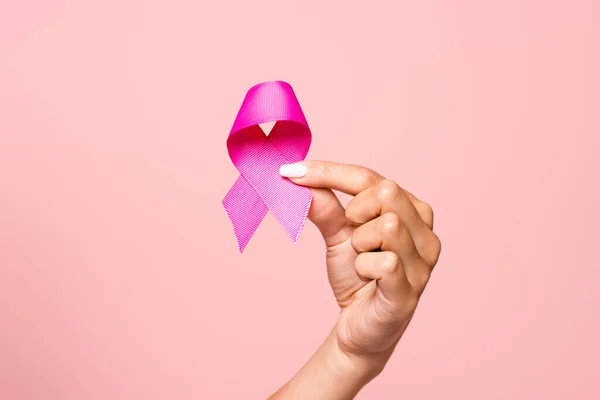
[380,252,399,274]
[358,167,380,188]
[379,212,400,236]
[376,179,401,202]
[416,201,434,226]
[424,233,442,267]
[431,233,442,256]
[420,201,434,217]
[350,229,365,252]
[353,253,367,272]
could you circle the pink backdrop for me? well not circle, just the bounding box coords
[1,1,599,399]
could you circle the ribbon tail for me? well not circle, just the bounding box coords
[223,175,268,252]
[274,188,312,244]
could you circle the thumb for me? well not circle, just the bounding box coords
[307,188,351,246]
[280,164,350,246]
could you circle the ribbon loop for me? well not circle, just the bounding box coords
[223,81,313,252]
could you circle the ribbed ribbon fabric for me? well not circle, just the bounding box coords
[223,81,312,252]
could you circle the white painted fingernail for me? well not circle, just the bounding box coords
[279,164,308,178]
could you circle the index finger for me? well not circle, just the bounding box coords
[280,160,384,195]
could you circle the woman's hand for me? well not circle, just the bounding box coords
[270,161,441,399]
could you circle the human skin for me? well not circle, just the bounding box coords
[269,161,442,399]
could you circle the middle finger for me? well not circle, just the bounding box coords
[351,212,430,288]
[346,179,438,267]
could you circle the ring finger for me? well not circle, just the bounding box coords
[351,212,430,290]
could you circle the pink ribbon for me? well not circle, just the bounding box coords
[223,81,313,252]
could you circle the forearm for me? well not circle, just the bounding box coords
[268,328,385,400]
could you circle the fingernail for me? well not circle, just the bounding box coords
[279,163,308,178]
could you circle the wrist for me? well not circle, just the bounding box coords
[269,327,390,399]
[324,328,389,387]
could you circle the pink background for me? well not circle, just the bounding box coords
[1,0,599,399]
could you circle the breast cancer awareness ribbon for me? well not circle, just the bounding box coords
[223,81,313,252]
